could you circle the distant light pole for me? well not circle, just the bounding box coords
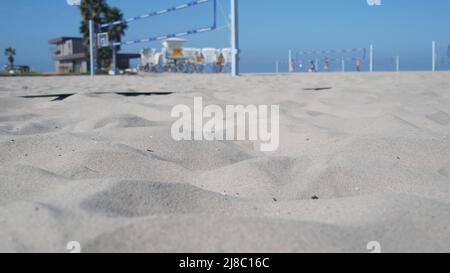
[369,44,374,72]
[231,0,239,76]
[288,50,294,72]
[432,40,436,72]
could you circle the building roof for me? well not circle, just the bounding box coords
[53,53,140,62]
[118,53,141,59]
[49,37,83,45]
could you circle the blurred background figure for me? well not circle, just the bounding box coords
[308,60,316,72]
[356,57,361,72]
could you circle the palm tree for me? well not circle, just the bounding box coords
[78,0,127,71]
[78,0,109,70]
[105,8,127,50]
[98,7,127,70]
[4,47,16,69]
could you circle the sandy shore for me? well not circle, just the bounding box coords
[0,72,449,253]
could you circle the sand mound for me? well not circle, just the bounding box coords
[81,181,239,217]
[82,193,450,252]
[195,156,300,200]
[93,114,159,130]
[289,137,450,201]
[0,164,68,205]
[83,216,356,253]
[92,127,257,171]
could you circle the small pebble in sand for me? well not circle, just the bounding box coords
[10,139,15,143]
[273,198,278,202]
[311,196,319,200]
[397,156,401,160]
[147,149,154,153]
[24,154,28,157]
[306,138,310,142]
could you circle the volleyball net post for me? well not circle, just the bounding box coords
[230,0,239,76]
[369,44,374,72]
[432,40,436,72]
[291,50,294,72]
[89,19,95,77]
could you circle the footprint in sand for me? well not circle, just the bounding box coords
[438,168,449,177]
[426,111,450,126]
[306,110,323,117]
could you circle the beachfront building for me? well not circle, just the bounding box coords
[48,37,86,73]
[48,37,140,73]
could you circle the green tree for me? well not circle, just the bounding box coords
[78,0,127,71]
[99,7,128,70]
[4,47,16,69]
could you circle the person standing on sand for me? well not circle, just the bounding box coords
[215,53,225,73]
[355,58,361,72]
[194,52,205,73]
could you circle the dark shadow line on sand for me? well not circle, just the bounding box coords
[19,92,174,101]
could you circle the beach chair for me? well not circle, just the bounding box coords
[186,48,205,73]
[140,48,159,72]
[182,48,200,73]
[221,48,232,73]
[202,48,218,73]
[221,48,232,64]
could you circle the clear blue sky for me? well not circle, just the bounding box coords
[1,0,450,72]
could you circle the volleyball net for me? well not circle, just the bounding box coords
[97,0,218,48]
[292,47,367,72]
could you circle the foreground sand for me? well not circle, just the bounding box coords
[0,72,449,253]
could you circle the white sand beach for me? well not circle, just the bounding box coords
[0,72,449,253]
